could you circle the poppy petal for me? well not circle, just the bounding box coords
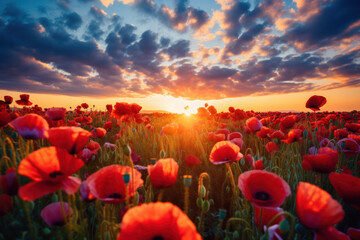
[296,182,344,230]
[19,181,62,201]
[61,176,82,195]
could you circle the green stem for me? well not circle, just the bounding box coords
[22,199,36,240]
[225,217,251,238]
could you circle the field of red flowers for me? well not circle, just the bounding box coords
[0,94,359,240]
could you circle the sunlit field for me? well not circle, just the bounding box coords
[0,94,359,240]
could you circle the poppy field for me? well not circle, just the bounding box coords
[0,94,359,240]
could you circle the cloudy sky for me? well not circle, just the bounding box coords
[0,0,359,112]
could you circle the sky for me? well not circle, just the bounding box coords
[0,0,359,113]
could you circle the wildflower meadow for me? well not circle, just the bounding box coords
[0,94,359,240]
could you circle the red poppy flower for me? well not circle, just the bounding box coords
[48,127,91,154]
[306,95,327,111]
[345,123,360,133]
[91,127,107,138]
[256,127,274,139]
[229,106,235,113]
[103,121,113,131]
[215,128,230,138]
[348,134,360,145]
[18,147,84,201]
[329,173,360,209]
[81,148,95,162]
[337,138,360,157]
[0,193,12,216]
[209,141,242,165]
[253,159,264,170]
[142,116,151,125]
[4,96,13,105]
[15,94,32,106]
[74,116,93,125]
[148,158,179,188]
[232,109,248,121]
[185,154,201,167]
[0,169,18,196]
[230,137,244,150]
[207,105,217,115]
[265,142,278,155]
[254,206,285,228]
[197,107,210,118]
[81,103,89,109]
[302,147,339,173]
[41,202,73,226]
[315,226,350,240]
[161,123,179,135]
[347,228,360,240]
[245,154,254,164]
[9,113,49,139]
[0,111,11,128]
[67,120,78,127]
[86,165,143,204]
[145,124,154,131]
[280,115,296,130]
[106,104,113,112]
[207,132,226,142]
[130,103,142,114]
[227,132,243,140]
[246,117,263,132]
[46,107,67,121]
[296,182,344,230]
[334,128,349,140]
[238,170,290,208]
[87,140,101,153]
[268,130,285,139]
[112,102,132,118]
[282,129,302,144]
[117,202,201,240]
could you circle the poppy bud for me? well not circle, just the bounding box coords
[199,185,206,198]
[233,231,239,239]
[123,173,130,185]
[202,200,210,212]
[279,219,290,234]
[183,175,192,188]
[219,209,226,220]
[51,194,58,202]
[303,130,308,137]
[43,228,51,235]
[123,145,131,156]
[160,149,165,158]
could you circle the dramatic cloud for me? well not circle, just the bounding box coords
[0,0,359,100]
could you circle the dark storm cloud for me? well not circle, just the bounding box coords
[163,39,190,59]
[0,4,127,97]
[198,66,237,80]
[283,0,360,51]
[224,23,267,55]
[3,2,28,19]
[84,20,104,40]
[63,12,83,30]
[222,1,251,39]
[221,0,284,57]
